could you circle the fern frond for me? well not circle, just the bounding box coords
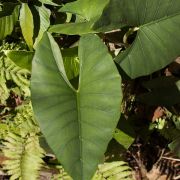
[94,161,133,180]
[52,161,133,180]
[3,133,44,180]
[2,103,44,180]
[0,39,27,52]
[52,166,72,180]
[0,57,10,104]
[13,103,40,136]
[0,71,9,105]
[3,57,30,97]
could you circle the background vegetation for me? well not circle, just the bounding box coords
[0,0,179,179]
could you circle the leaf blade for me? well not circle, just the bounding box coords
[116,13,180,78]
[49,0,109,35]
[95,0,180,78]
[34,5,51,48]
[19,3,34,50]
[31,33,122,180]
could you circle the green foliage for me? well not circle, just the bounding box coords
[39,0,59,6]
[13,104,40,135]
[4,50,34,71]
[53,161,133,180]
[93,161,132,180]
[3,57,30,96]
[49,0,109,35]
[155,118,179,140]
[152,112,180,157]
[2,103,44,180]
[0,39,28,104]
[0,0,180,179]
[60,0,109,20]
[95,0,180,78]
[31,32,122,180]
[19,3,34,50]
[0,40,44,179]
[52,165,72,180]
[34,5,51,48]
[0,40,27,52]
[113,128,134,150]
[0,59,9,104]
[3,133,44,180]
[0,5,19,40]
[62,47,79,80]
[0,40,30,106]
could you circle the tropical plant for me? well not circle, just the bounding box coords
[0,0,179,179]
[31,32,122,180]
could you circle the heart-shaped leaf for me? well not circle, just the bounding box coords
[31,33,122,180]
[95,0,180,78]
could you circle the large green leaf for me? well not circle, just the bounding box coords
[95,0,180,78]
[0,5,19,40]
[34,5,51,48]
[31,33,122,180]
[59,0,109,20]
[48,0,109,35]
[19,3,34,50]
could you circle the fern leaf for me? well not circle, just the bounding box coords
[3,133,44,180]
[0,72,9,105]
[52,166,72,180]
[52,161,133,180]
[0,57,10,104]
[4,57,30,97]
[2,103,44,180]
[14,103,40,136]
[94,161,133,180]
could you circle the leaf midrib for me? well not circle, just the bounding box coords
[48,32,84,177]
